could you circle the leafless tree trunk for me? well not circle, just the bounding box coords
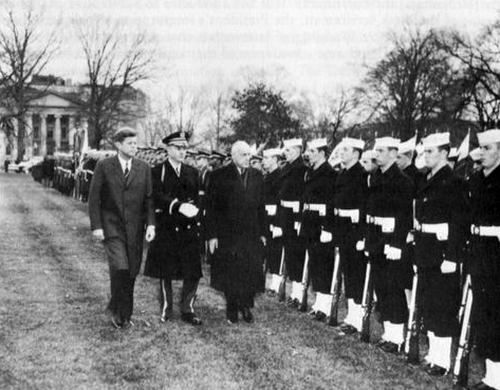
[74,18,155,149]
[0,4,58,160]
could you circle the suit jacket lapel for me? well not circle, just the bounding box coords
[126,158,138,187]
[112,156,126,187]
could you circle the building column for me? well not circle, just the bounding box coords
[68,115,75,147]
[11,117,18,159]
[54,114,61,150]
[40,113,47,156]
[25,113,33,158]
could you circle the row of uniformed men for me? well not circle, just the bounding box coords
[255,130,500,390]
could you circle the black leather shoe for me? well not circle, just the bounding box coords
[339,323,358,335]
[241,308,254,323]
[469,382,496,390]
[377,340,399,354]
[110,315,123,329]
[286,297,298,308]
[424,364,447,377]
[226,312,238,324]
[315,311,327,321]
[181,312,203,326]
[122,319,134,329]
[160,309,173,323]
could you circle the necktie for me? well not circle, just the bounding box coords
[176,166,180,177]
[124,162,129,178]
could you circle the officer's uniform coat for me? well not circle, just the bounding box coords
[414,164,469,337]
[277,156,307,282]
[144,160,202,281]
[334,161,368,303]
[365,162,413,324]
[469,165,500,360]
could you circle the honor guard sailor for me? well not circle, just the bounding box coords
[274,138,308,307]
[414,132,469,375]
[262,148,284,294]
[300,138,337,318]
[468,129,500,390]
[144,131,203,326]
[365,137,413,353]
[334,137,368,333]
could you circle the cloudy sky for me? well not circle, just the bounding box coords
[23,0,500,96]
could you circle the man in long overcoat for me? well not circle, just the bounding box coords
[206,141,266,324]
[88,127,155,328]
[144,132,203,325]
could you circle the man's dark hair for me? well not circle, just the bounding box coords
[438,145,451,155]
[113,127,137,143]
[318,145,329,157]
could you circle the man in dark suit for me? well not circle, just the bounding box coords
[144,132,203,326]
[206,141,266,324]
[88,127,155,329]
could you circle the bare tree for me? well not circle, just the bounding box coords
[0,3,58,160]
[443,20,500,129]
[75,18,155,149]
[359,25,470,140]
[291,90,361,142]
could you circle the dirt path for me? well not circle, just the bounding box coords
[0,173,480,389]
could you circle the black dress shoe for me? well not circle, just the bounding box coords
[286,297,299,308]
[160,310,173,323]
[241,308,254,323]
[469,382,496,390]
[122,319,134,329]
[339,323,358,335]
[424,364,447,377]
[376,340,400,354]
[110,315,123,329]
[315,311,327,321]
[181,312,203,326]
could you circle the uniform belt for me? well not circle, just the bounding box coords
[471,224,500,239]
[280,200,300,213]
[303,203,326,216]
[368,215,395,233]
[415,222,449,241]
[335,208,359,223]
[265,204,277,216]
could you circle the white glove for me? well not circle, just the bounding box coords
[145,225,155,242]
[208,238,218,254]
[440,260,457,274]
[178,203,199,218]
[272,226,283,238]
[320,230,332,243]
[356,239,365,251]
[406,232,414,244]
[386,246,402,260]
[92,229,105,241]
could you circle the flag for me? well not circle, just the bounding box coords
[457,130,470,162]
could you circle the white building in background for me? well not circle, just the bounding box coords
[0,75,148,163]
